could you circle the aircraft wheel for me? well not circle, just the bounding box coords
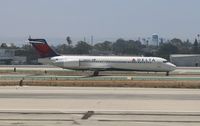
[93,71,99,76]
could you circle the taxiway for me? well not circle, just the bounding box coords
[0,87,199,126]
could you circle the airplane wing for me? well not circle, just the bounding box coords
[88,63,111,71]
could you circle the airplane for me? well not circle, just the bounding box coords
[29,37,176,76]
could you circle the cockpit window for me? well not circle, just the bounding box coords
[163,61,168,63]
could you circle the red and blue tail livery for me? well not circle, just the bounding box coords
[29,38,60,58]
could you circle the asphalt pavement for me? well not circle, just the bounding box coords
[0,87,199,126]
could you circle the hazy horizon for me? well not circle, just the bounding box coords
[0,0,200,45]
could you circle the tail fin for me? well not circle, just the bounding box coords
[28,37,60,58]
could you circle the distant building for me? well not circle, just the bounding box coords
[0,42,27,65]
[0,49,15,64]
[170,54,200,67]
[152,34,159,46]
[38,58,51,65]
[12,56,26,65]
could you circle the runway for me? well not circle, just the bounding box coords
[0,66,200,125]
[0,86,200,125]
[0,65,200,81]
[0,89,200,100]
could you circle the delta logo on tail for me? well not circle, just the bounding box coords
[28,37,59,58]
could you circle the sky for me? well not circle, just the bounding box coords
[0,0,200,44]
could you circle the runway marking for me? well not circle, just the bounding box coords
[0,111,200,123]
[82,111,94,120]
[98,119,200,123]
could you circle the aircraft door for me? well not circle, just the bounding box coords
[157,62,161,69]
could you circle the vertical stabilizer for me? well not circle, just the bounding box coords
[29,38,60,58]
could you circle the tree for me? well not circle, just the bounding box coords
[112,39,143,55]
[193,39,199,54]
[157,43,178,59]
[125,40,143,55]
[165,38,193,54]
[94,41,112,51]
[180,40,193,54]
[74,41,92,54]
[66,36,72,45]
[112,39,126,55]
[170,38,183,46]
[56,44,74,54]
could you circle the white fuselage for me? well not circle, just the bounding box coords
[50,56,176,72]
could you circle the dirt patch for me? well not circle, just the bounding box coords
[1,80,200,88]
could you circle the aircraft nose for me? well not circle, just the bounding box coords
[166,62,176,71]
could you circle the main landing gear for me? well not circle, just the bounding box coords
[166,71,169,76]
[93,71,99,76]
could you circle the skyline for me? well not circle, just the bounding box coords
[0,0,200,45]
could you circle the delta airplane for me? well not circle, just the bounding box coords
[29,38,176,76]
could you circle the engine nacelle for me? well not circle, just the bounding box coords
[63,59,79,68]
[52,59,79,68]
